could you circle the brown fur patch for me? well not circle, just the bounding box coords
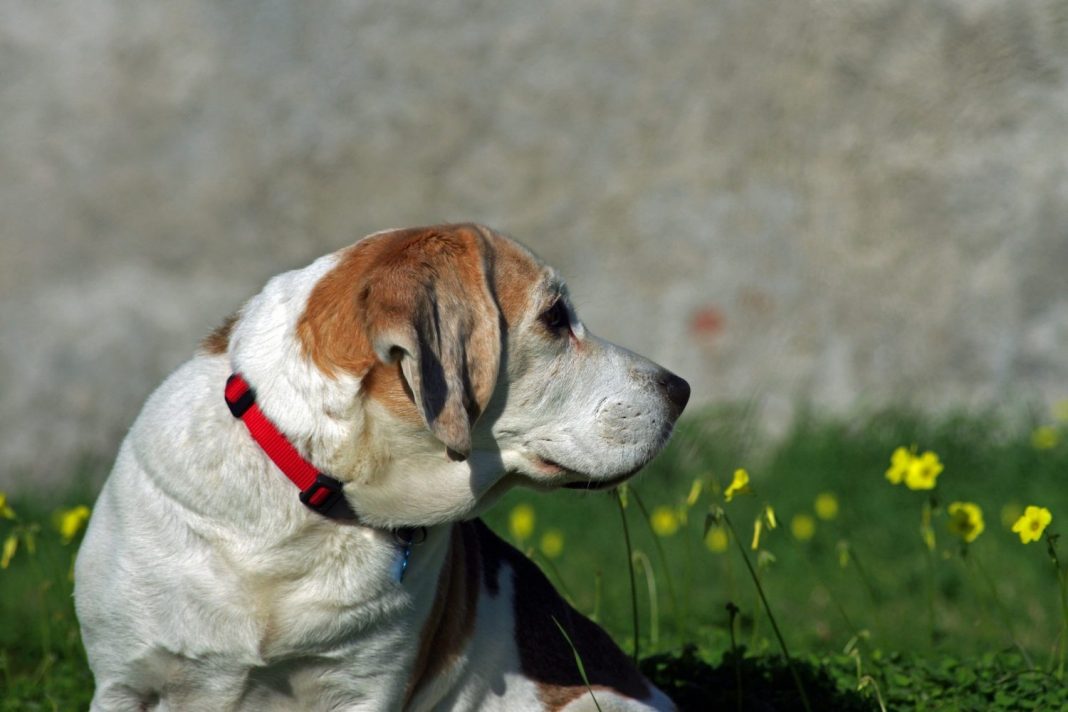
[297,224,495,378]
[200,311,239,355]
[474,520,653,710]
[297,223,544,373]
[295,239,382,378]
[297,224,513,442]
[405,522,482,705]
[361,225,499,440]
[483,228,545,329]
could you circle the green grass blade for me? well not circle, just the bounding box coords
[551,615,604,712]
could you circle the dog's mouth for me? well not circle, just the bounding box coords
[530,455,640,491]
[530,455,567,476]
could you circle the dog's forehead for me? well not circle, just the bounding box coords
[485,231,561,326]
[296,225,561,376]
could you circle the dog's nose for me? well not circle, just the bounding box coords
[658,371,691,415]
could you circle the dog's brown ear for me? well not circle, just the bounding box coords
[361,228,501,458]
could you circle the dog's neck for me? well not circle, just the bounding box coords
[216,249,514,530]
[228,253,365,469]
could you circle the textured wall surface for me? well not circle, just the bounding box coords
[3,0,1068,489]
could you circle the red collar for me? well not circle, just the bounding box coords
[224,373,357,520]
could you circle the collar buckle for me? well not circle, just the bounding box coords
[224,374,256,418]
[299,473,354,519]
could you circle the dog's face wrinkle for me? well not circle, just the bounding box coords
[486,313,684,489]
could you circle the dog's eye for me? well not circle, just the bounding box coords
[540,300,569,333]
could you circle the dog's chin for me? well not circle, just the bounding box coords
[562,468,641,491]
[525,454,643,492]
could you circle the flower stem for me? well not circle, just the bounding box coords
[726,602,743,712]
[843,542,880,606]
[969,549,1035,669]
[630,489,682,634]
[1057,570,1068,679]
[615,489,640,666]
[921,501,938,645]
[839,541,887,641]
[720,512,812,712]
[632,551,659,648]
[1045,532,1068,679]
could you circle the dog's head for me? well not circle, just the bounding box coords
[229,224,688,527]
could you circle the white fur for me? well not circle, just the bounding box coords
[75,231,683,711]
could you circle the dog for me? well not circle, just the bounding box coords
[74,224,690,711]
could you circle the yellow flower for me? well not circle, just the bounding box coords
[1,534,17,569]
[1031,426,1059,450]
[886,446,945,491]
[0,492,14,520]
[54,505,91,544]
[814,492,838,521]
[885,446,913,485]
[749,505,778,549]
[539,529,565,559]
[508,504,536,542]
[650,506,680,537]
[791,513,816,541]
[724,469,751,502]
[905,451,943,491]
[685,480,703,508]
[946,502,985,543]
[705,526,729,553]
[763,505,777,529]
[1012,506,1053,544]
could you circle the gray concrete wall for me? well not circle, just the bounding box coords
[3,0,1068,489]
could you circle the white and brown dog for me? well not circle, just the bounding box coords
[74,224,690,711]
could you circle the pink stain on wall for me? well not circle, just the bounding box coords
[690,305,726,339]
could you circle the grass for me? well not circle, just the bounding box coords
[4,405,1068,709]
[0,496,95,710]
[485,406,1068,657]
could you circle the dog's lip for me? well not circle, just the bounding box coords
[530,455,567,476]
[529,454,640,491]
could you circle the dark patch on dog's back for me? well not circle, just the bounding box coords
[405,522,483,705]
[479,520,505,597]
[472,519,652,709]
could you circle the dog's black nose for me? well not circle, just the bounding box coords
[659,371,691,415]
